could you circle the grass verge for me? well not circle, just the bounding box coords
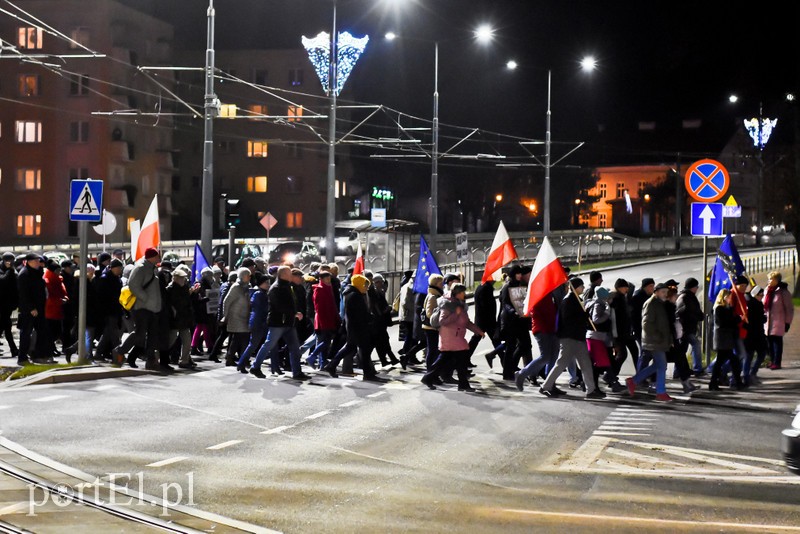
[7,362,82,381]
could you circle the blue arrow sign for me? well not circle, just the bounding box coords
[69,180,104,222]
[690,202,723,237]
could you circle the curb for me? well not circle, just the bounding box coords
[1,365,153,389]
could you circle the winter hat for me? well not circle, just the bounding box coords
[654,283,669,291]
[24,252,42,261]
[98,252,112,264]
[2,252,14,261]
[254,273,270,287]
[641,278,655,288]
[684,277,699,290]
[570,277,584,289]
[241,258,256,268]
[175,264,191,278]
[664,279,679,288]
[110,258,124,269]
[236,267,251,280]
[201,266,213,276]
[751,285,764,298]
[614,278,628,289]
[212,265,223,275]
[373,273,385,283]
[60,260,74,269]
[595,287,610,300]
[590,271,603,283]
[172,269,188,278]
[144,248,159,260]
[268,265,279,276]
[734,275,749,285]
[46,260,60,271]
[351,274,370,294]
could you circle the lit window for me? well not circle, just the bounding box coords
[17,27,43,50]
[219,104,237,118]
[287,105,303,122]
[18,74,40,97]
[286,212,303,228]
[247,104,268,120]
[286,176,302,193]
[69,27,90,49]
[289,68,304,86]
[69,74,89,96]
[598,183,607,199]
[127,217,136,236]
[598,213,607,228]
[616,182,625,198]
[247,176,268,193]
[247,140,268,158]
[15,121,42,143]
[70,121,89,143]
[14,169,42,191]
[16,214,42,236]
[335,179,340,199]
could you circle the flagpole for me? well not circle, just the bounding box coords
[569,281,597,331]
[702,236,710,366]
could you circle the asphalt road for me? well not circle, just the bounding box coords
[1,253,799,533]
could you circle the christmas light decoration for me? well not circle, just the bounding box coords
[302,31,369,96]
[743,117,777,148]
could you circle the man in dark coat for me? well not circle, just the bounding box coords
[498,265,531,380]
[325,274,381,381]
[630,277,655,344]
[676,277,704,374]
[606,278,638,391]
[473,278,504,368]
[247,266,310,380]
[93,259,124,361]
[0,252,19,358]
[17,253,48,364]
[369,274,400,367]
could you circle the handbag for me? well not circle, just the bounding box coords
[119,286,136,311]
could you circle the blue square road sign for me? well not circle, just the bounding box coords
[690,202,723,237]
[69,179,104,222]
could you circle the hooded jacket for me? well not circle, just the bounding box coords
[437,295,482,352]
[641,294,671,351]
[128,259,161,313]
[44,268,68,320]
[343,282,371,343]
[764,282,794,337]
[422,285,444,331]
[675,288,703,337]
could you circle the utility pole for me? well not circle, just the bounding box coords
[200,0,218,260]
[324,1,338,263]
[430,41,439,252]
[675,153,682,250]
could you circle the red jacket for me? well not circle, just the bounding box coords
[530,295,558,335]
[44,269,67,320]
[313,282,339,331]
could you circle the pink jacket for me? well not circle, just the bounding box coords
[437,296,482,352]
[764,285,794,336]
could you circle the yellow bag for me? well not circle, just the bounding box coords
[119,286,136,311]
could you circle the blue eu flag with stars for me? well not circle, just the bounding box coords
[191,243,211,285]
[708,234,745,303]
[413,235,441,294]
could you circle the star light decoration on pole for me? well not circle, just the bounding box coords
[302,31,369,96]
[743,117,778,149]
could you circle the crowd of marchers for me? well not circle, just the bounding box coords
[0,249,793,402]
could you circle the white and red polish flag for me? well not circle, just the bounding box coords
[134,195,161,261]
[352,241,365,275]
[523,236,568,315]
[481,221,518,283]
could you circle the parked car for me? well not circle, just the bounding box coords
[211,244,264,268]
[42,251,70,265]
[318,220,368,257]
[782,403,800,475]
[268,241,321,266]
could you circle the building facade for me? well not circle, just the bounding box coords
[0,0,175,246]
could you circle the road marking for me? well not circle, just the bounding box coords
[146,456,188,468]
[0,406,10,410]
[557,436,611,470]
[367,391,386,398]
[593,431,651,437]
[31,395,69,402]
[382,381,412,390]
[92,384,118,391]
[495,508,800,531]
[305,410,331,420]
[261,425,293,435]
[206,440,243,450]
[0,502,31,515]
[598,426,654,431]
[339,400,364,407]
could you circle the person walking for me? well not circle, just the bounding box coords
[676,277,705,375]
[605,278,637,392]
[514,287,559,392]
[307,271,339,371]
[626,283,674,402]
[324,274,381,381]
[247,266,310,381]
[763,271,793,370]
[167,269,198,369]
[369,274,400,367]
[224,268,253,368]
[710,289,745,390]
[421,284,484,392]
[93,258,124,363]
[112,248,163,371]
[421,274,445,371]
[209,271,237,362]
[473,278,504,369]
[630,278,655,348]
[43,260,68,357]
[745,285,768,384]
[0,252,20,358]
[398,273,424,367]
[16,254,48,365]
[190,267,216,357]
[539,278,603,399]
[236,272,271,372]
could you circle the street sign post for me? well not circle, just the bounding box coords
[69,179,104,364]
[722,195,742,218]
[455,232,469,262]
[690,203,723,236]
[684,159,730,203]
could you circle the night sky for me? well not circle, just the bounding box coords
[129,0,798,163]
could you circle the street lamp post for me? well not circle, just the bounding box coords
[200,0,217,260]
[430,41,439,252]
[325,1,338,263]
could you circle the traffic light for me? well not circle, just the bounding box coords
[225,198,241,228]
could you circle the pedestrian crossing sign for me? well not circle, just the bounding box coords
[69,179,104,222]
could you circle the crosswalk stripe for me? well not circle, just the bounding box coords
[206,440,243,450]
[593,431,650,437]
[146,456,188,468]
[261,425,293,435]
[31,395,69,403]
